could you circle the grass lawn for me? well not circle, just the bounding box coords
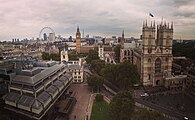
[90,100,110,120]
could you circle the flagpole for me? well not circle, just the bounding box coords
[149,13,151,25]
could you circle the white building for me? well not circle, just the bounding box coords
[48,33,55,42]
[98,45,115,64]
[61,49,69,62]
[68,64,84,83]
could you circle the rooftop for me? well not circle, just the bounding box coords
[13,64,65,85]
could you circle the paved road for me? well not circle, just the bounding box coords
[69,84,91,120]
[102,86,195,120]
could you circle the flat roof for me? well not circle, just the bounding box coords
[13,64,65,85]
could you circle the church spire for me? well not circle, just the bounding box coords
[171,22,173,29]
[153,20,155,28]
[146,19,147,27]
[122,30,124,38]
[77,26,80,33]
[143,21,145,27]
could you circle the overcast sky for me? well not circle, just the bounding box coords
[0,0,195,41]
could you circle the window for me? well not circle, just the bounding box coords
[148,74,151,80]
[166,36,170,46]
[166,57,168,62]
[124,50,127,56]
[128,50,130,56]
[78,76,81,78]
[148,47,152,53]
[155,58,161,73]
[148,35,152,45]
[148,58,151,63]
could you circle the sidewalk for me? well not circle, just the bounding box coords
[69,84,91,120]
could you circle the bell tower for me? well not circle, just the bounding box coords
[76,26,81,53]
[141,20,173,87]
[142,20,156,86]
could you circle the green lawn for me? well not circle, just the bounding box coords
[90,100,110,120]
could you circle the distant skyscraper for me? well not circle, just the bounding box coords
[69,36,73,41]
[43,33,47,41]
[48,33,55,42]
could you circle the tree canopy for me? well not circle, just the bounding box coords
[132,109,165,120]
[86,49,99,64]
[87,75,104,92]
[101,60,140,90]
[173,42,195,60]
[109,91,135,120]
[42,52,60,61]
[68,53,79,61]
[91,59,105,75]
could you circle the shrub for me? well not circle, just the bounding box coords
[95,94,103,102]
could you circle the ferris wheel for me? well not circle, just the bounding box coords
[39,27,55,43]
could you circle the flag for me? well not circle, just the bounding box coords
[149,13,154,17]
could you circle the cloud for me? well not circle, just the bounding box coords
[0,0,195,41]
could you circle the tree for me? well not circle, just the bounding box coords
[91,60,105,75]
[114,44,121,63]
[86,49,99,64]
[42,52,60,61]
[132,109,165,120]
[42,52,50,60]
[173,42,195,59]
[95,94,103,102]
[68,53,79,61]
[109,91,135,120]
[101,61,140,90]
[50,53,60,61]
[87,75,104,92]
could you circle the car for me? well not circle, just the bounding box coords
[140,93,149,97]
[183,116,188,120]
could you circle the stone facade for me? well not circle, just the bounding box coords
[120,20,174,87]
[98,45,115,63]
[61,49,69,62]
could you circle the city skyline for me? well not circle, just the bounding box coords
[0,0,195,41]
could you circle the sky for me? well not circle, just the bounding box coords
[0,0,195,41]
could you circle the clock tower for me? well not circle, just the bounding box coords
[76,26,81,53]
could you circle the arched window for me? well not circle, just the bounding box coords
[155,58,161,73]
[148,47,152,53]
[128,50,130,56]
[148,35,152,45]
[148,58,151,63]
[124,50,127,56]
[148,74,151,80]
[166,35,170,46]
